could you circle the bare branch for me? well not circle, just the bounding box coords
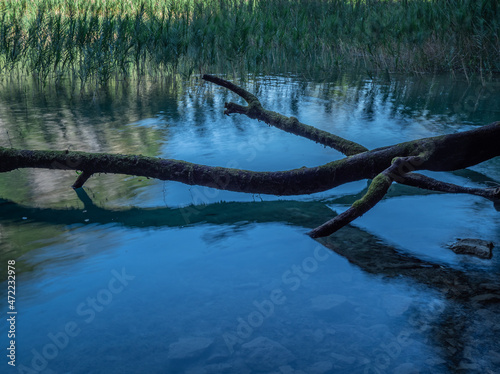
[0,147,368,194]
[72,171,93,189]
[308,156,425,238]
[203,75,368,156]
[1,121,499,195]
[399,173,500,200]
[1,74,499,239]
[202,74,260,105]
[308,173,393,238]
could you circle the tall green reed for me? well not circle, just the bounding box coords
[0,0,498,86]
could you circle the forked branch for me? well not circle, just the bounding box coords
[0,76,498,239]
[202,75,369,156]
[399,173,500,201]
[308,156,426,238]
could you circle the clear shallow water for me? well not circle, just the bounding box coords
[0,73,499,373]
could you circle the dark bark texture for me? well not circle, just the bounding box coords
[0,75,499,238]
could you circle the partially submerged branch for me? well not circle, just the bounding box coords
[399,173,500,201]
[0,75,498,240]
[73,171,94,189]
[308,173,393,238]
[308,156,425,238]
[203,75,369,156]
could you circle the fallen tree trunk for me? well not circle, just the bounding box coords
[0,75,499,238]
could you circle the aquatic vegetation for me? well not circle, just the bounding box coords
[0,0,498,85]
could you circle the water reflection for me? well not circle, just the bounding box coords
[0,73,499,373]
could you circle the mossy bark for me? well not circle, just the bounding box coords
[1,122,499,196]
[1,76,499,238]
[203,74,369,156]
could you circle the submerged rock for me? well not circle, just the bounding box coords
[168,337,214,360]
[394,363,420,374]
[310,360,334,373]
[448,238,494,259]
[309,294,347,311]
[241,336,294,371]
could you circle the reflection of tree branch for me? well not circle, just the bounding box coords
[2,190,499,368]
[317,227,500,371]
[1,76,499,237]
[0,192,333,230]
[203,74,369,155]
[432,303,469,372]
[319,230,500,301]
[2,190,498,304]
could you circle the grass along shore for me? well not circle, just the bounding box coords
[0,0,498,85]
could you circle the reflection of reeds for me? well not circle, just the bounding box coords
[0,0,498,85]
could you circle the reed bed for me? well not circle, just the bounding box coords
[0,0,498,85]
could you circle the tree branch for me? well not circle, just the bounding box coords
[1,75,499,238]
[73,171,94,189]
[1,124,499,195]
[399,173,500,201]
[202,74,260,105]
[0,147,361,194]
[203,74,369,156]
[308,156,423,238]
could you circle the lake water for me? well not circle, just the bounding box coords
[0,72,499,373]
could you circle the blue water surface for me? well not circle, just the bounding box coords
[0,73,499,373]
